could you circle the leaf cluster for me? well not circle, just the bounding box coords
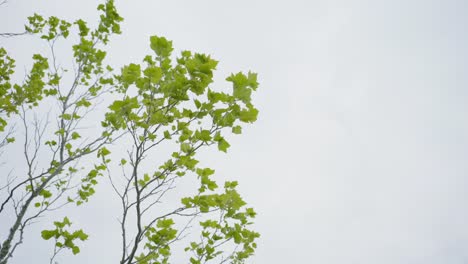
[41,217,88,255]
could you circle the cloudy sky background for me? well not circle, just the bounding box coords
[2,0,468,263]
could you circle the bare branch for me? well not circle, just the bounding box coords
[0,32,29,38]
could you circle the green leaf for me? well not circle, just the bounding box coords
[181,143,191,153]
[196,168,215,177]
[195,130,212,141]
[149,111,168,125]
[63,217,71,226]
[239,108,259,123]
[121,63,141,85]
[157,218,175,228]
[41,230,56,240]
[150,35,173,58]
[218,139,230,153]
[75,19,89,37]
[143,66,162,84]
[61,113,72,120]
[164,130,171,139]
[247,71,259,90]
[74,229,88,241]
[144,173,150,182]
[40,189,52,198]
[76,98,91,107]
[232,126,242,134]
[97,147,110,157]
[71,132,81,140]
[72,246,80,255]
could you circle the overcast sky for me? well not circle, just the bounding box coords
[2,0,468,263]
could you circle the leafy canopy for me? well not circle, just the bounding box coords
[0,1,260,264]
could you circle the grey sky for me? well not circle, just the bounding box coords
[2,0,468,263]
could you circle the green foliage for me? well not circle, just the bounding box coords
[182,182,260,263]
[0,1,124,263]
[136,219,178,264]
[25,14,72,40]
[103,34,260,263]
[0,48,49,131]
[41,217,88,255]
[150,36,173,58]
[0,0,260,263]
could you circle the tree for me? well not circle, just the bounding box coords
[0,1,260,263]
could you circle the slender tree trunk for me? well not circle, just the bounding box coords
[0,167,63,264]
